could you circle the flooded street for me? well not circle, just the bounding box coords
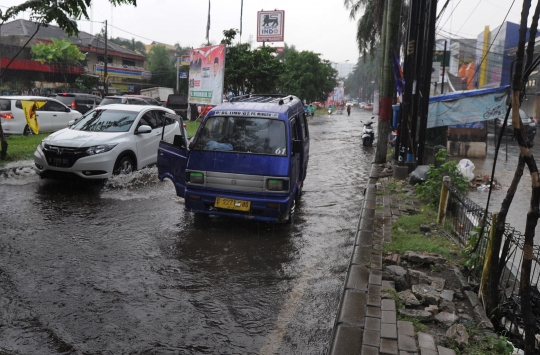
[0,108,375,354]
[465,132,540,239]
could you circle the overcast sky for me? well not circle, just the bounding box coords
[0,0,531,63]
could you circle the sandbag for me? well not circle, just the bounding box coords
[409,165,430,185]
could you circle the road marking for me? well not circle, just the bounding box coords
[258,260,316,355]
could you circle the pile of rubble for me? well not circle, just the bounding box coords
[382,251,495,351]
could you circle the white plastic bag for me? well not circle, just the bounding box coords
[457,159,475,181]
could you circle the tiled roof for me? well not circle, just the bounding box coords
[1,19,145,59]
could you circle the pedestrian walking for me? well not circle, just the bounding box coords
[347,105,351,116]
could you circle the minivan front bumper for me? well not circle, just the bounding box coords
[184,187,293,222]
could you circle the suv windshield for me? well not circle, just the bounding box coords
[101,97,124,105]
[193,116,287,155]
[71,109,137,132]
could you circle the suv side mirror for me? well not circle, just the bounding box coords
[136,125,152,134]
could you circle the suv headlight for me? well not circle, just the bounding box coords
[85,144,118,155]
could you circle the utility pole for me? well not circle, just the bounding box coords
[176,55,180,93]
[104,20,108,96]
[441,40,447,94]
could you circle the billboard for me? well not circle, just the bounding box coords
[181,55,190,66]
[428,86,509,128]
[257,10,285,42]
[188,44,226,106]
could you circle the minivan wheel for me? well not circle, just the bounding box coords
[114,155,135,175]
[23,125,34,136]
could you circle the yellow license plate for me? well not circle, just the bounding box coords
[215,197,251,212]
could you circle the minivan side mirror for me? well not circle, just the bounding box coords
[292,139,302,154]
[173,134,186,149]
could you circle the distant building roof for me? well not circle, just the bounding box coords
[1,19,145,59]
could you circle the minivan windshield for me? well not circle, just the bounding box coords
[71,109,137,132]
[193,116,287,155]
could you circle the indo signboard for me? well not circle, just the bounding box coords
[257,10,285,42]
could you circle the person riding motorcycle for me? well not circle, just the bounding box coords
[309,104,315,117]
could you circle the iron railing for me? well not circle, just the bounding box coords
[440,180,540,347]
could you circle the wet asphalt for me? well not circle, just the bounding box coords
[0,106,375,354]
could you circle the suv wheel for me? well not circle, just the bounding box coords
[114,155,135,175]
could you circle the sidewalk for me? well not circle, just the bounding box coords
[328,163,459,355]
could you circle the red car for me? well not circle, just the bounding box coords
[364,104,373,110]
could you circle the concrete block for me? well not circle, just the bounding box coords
[337,290,367,326]
[437,346,457,355]
[393,165,409,180]
[381,310,397,324]
[398,334,417,352]
[346,265,370,291]
[363,328,381,348]
[365,317,381,331]
[381,323,397,339]
[397,321,415,337]
[381,299,396,312]
[417,332,436,350]
[380,338,398,355]
[361,345,380,355]
[367,306,382,318]
[328,325,363,355]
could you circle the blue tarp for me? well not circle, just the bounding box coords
[428,86,510,128]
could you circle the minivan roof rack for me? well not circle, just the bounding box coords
[229,94,296,104]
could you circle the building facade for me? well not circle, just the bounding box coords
[0,19,150,94]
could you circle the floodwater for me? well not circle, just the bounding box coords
[466,132,540,239]
[0,107,375,354]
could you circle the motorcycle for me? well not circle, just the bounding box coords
[362,117,375,147]
[328,108,332,115]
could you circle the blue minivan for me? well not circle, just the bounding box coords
[157,94,309,223]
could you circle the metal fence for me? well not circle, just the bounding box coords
[440,180,540,347]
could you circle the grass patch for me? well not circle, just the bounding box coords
[384,204,461,261]
[185,121,200,138]
[0,134,49,167]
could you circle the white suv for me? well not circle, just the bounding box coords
[34,105,186,180]
[0,96,82,135]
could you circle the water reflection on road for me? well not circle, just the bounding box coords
[466,133,540,240]
[0,107,374,354]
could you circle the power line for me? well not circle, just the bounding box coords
[434,0,517,117]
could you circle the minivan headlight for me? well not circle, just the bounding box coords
[189,172,204,184]
[267,179,285,191]
[85,144,118,155]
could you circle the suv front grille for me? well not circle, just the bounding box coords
[43,145,88,168]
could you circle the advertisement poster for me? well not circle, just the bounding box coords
[257,10,285,42]
[428,86,509,128]
[188,44,226,106]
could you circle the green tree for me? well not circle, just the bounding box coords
[344,0,386,56]
[31,38,86,84]
[345,49,381,101]
[221,29,283,96]
[146,45,175,88]
[279,50,337,103]
[108,37,146,54]
[0,0,137,160]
